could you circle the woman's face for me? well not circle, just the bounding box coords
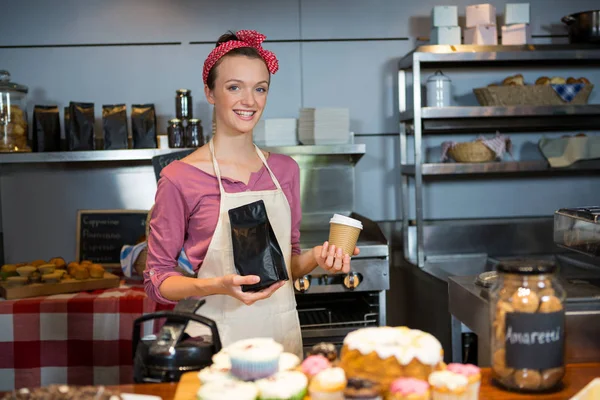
[205,55,270,135]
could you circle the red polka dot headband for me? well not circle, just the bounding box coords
[202,30,279,84]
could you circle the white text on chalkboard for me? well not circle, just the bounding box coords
[82,230,122,240]
[506,326,561,345]
[83,216,120,228]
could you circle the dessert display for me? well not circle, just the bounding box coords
[0,384,122,400]
[189,326,480,400]
[0,258,107,286]
[489,74,591,87]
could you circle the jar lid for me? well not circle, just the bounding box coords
[169,118,182,124]
[496,259,557,275]
[0,70,28,93]
[189,118,200,123]
[427,70,450,83]
[176,89,191,95]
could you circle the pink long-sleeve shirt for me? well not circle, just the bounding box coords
[144,155,302,304]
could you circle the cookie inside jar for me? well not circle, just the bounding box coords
[0,70,31,152]
[489,259,566,393]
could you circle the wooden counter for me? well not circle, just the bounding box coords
[109,363,600,399]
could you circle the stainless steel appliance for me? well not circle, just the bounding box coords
[296,214,389,354]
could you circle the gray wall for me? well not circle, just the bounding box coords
[0,0,599,238]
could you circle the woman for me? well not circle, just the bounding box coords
[144,30,359,357]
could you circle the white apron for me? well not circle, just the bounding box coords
[184,139,303,358]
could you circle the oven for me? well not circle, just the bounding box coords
[295,213,389,354]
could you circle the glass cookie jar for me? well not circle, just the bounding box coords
[0,70,30,152]
[489,260,566,392]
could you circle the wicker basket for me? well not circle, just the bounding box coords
[449,141,496,163]
[473,84,593,106]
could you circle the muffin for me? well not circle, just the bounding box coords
[89,264,105,279]
[38,264,56,275]
[67,262,80,276]
[73,266,90,280]
[309,342,338,362]
[389,378,430,400]
[49,257,67,269]
[256,371,308,400]
[308,367,347,400]
[29,271,42,283]
[16,266,36,278]
[80,260,93,267]
[42,272,63,284]
[197,364,235,384]
[344,377,382,399]
[196,380,258,400]
[447,364,481,400]
[227,338,283,381]
[1,264,18,279]
[428,371,468,400]
[301,355,331,379]
[30,260,47,267]
[6,276,28,287]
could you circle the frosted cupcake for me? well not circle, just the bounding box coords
[300,355,331,379]
[198,364,235,384]
[227,338,283,381]
[428,371,469,400]
[389,378,430,400]
[279,352,301,372]
[308,367,347,400]
[255,371,308,400]
[196,380,258,400]
[447,363,481,400]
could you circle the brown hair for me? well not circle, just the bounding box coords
[206,31,266,90]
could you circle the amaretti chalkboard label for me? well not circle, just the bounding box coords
[505,310,565,370]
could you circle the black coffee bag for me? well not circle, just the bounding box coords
[102,104,128,150]
[68,102,95,151]
[32,105,61,152]
[131,104,157,149]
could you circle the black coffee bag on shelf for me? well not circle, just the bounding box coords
[131,104,157,149]
[102,104,128,150]
[63,106,70,151]
[32,105,61,152]
[67,102,95,151]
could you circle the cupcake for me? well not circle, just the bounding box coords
[389,378,430,400]
[344,377,382,399]
[16,266,36,278]
[447,363,481,400]
[308,367,347,400]
[428,371,468,400]
[196,380,258,400]
[198,364,235,384]
[38,264,56,275]
[308,342,338,362]
[256,371,308,400]
[279,352,301,372]
[300,355,331,379]
[227,338,283,381]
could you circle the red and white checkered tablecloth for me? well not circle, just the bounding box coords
[0,285,174,391]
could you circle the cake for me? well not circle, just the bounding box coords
[428,371,468,400]
[339,327,445,388]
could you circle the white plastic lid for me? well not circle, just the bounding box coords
[329,214,363,230]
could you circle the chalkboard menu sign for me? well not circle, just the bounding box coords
[76,210,148,266]
[151,149,194,181]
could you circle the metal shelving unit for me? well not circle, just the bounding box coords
[398,44,600,268]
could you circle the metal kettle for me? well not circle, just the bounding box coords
[132,298,222,383]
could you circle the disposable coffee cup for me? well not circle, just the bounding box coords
[328,214,363,257]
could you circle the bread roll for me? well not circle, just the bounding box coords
[578,77,590,84]
[80,260,93,268]
[550,77,566,85]
[67,262,80,276]
[566,77,577,84]
[89,264,105,279]
[512,74,525,86]
[535,77,550,85]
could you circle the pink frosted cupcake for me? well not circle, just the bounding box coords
[447,363,481,400]
[300,354,331,379]
[389,378,430,400]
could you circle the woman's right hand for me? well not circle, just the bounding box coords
[219,274,285,305]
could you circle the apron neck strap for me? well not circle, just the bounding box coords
[208,138,282,192]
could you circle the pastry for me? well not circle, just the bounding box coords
[6,276,28,287]
[301,355,331,379]
[227,337,283,381]
[197,364,234,384]
[38,264,56,275]
[502,75,524,86]
[550,76,566,85]
[30,260,47,267]
[80,260,93,267]
[428,370,468,400]
[15,266,36,278]
[1,264,18,279]
[389,377,430,400]
[73,266,90,280]
[540,367,564,389]
[343,377,382,399]
[42,272,62,283]
[29,271,41,283]
[339,327,444,388]
[577,77,590,84]
[89,264,105,279]
[447,363,481,400]
[0,384,122,400]
[49,257,67,269]
[308,367,347,400]
[196,380,258,400]
[513,369,542,390]
[309,342,338,362]
[566,77,578,84]
[279,352,301,372]
[255,371,308,400]
[68,262,80,276]
[492,349,514,380]
[539,295,563,313]
[510,288,540,313]
[535,77,550,85]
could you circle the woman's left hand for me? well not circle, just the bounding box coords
[313,241,360,274]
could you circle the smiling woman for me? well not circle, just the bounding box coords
[143,29,360,358]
